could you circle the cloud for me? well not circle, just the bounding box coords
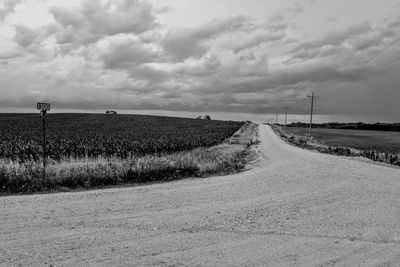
[161,16,250,60]
[98,35,161,69]
[264,2,305,32]
[0,39,21,59]
[0,0,21,20]
[49,0,158,45]
[215,30,285,53]
[286,20,399,70]
[346,29,393,51]
[1,0,400,117]
[292,22,372,53]
[13,24,52,48]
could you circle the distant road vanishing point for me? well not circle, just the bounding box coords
[1,125,400,266]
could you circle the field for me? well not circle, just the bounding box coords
[0,113,244,161]
[0,114,254,194]
[284,127,400,153]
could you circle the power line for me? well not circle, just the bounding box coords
[283,104,289,127]
[358,37,400,68]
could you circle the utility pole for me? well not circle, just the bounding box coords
[37,102,51,180]
[284,104,288,126]
[307,92,319,137]
[42,113,46,178]
[275,113,278,124]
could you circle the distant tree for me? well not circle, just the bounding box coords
[204,115,211,120]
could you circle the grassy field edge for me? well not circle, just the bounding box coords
[271,124,400,167]
[0,122,258,195]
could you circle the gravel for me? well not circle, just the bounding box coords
[1,125,400,266]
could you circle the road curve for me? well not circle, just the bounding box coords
[1,125,400,266]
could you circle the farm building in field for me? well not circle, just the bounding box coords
[106,110,117,115]
[196,115,211,120]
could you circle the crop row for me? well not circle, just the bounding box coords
[0,114,244,162]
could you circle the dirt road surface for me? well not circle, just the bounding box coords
[1,125,400,266]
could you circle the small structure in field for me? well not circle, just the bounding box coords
[106,110,117,115]
[196,115,211,120]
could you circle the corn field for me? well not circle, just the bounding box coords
[0,113,244,162]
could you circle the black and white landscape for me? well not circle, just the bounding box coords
[1,0,400,266]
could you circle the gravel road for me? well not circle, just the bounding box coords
[1,125,400,266]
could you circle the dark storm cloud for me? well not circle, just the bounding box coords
[1,0,400,117]
[271,64,373,85]
[194,60,373,97]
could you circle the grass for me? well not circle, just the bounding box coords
[284,127,400,153]
[272,125,400,167]
[0,122,258,195]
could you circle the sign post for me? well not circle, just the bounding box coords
[37,103,50,179]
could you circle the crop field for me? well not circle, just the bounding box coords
[0,113,244,162]
[0,114,252,194]
[284,127,400,153]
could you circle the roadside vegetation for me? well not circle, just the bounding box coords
[272,125,400,167]
[0,114,258,195]
[287,122,400,132]
[283,126,400,153]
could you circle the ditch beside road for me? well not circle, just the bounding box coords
[1,125,400,266]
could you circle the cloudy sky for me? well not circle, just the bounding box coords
[1,0,400,118]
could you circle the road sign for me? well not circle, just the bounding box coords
[37,102,51,111]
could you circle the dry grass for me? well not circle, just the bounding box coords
[284,126,400,153]
[271,125,400,167]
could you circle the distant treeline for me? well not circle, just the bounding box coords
[287,122,400,132]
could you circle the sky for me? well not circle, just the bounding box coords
[1,0,400,119]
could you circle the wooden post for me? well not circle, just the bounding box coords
[307,92,319,137]
[42,110,46,179]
